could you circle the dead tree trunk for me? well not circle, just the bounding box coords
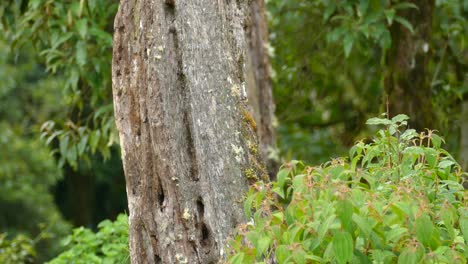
[384,0,435,130]
[112,0,269,263]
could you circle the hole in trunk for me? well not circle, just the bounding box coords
[157,182,165,210]
[196,198,204,216]
[155,254,162,263]
[201,222,211,247]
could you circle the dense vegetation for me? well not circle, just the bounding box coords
[0,0,466,263]
[228,115,467,263]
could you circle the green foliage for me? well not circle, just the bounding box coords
[267,0,467,164]
[228,115,467,263]
[0,234,36,264]
[320,0,417,56]
[48,214,129,264]
[268,0,385,163]
[0,34,71,262]
[1,0,119,168]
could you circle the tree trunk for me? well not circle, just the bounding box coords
[244,0,277,177]
[112,0,268,263]
[384,0,434,130]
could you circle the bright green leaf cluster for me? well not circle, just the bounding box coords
[47,214,129,264]
[228,115,467,263]
[0,234,36,264]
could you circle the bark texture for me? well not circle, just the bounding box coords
[112,0,268,263]
[384,0,435,131]
[244,0,277,176]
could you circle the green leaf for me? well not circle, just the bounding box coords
[394,16,415,33]
[403,146,424,156]
[78,134,88,155]
[59,135,70,157]
[415,214,433,246]
[398,248,421,264]
[275,245,290,263]
[366,117,392,126]
[76,41,87,66]
[337,200,353,230]
[385,9,396,25]
[392,114,410,123]
[230,253,244,264]
[293,248,307,264]
[343,34,354,58]
[323,3,336,21]
[393,3,419,10]
[89,130,101,153]
[244,193,255,218]
[430,134,444,148]
[400,129,417,141]
[256,237,271,257]
[438,159,455,169]
[333,231,354,264]
[76,19,88,39]
[352,214,372,238]
[460,215,468,243]
[277,169,289,189]
[423,148,438,168]
[386,227,408,243]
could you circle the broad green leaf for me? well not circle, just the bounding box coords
[366,117,392,126]
[394,16,414,33]
[386,227,408,243]
[337,200,354,230]
[392,114,410,123]
[275,245,290,263]
[293,248,307,264]
[430,134,444,148]
[403,146,424,156]
[230,253,244,264]
[323,3,336,21]
[423,148,438,168]
[438,159,455,169]
[400,129,417,141]
[76,18,88,39]
[397,248,422,264]
[333,231,353,264]
[352,214,372,238]
[460,215,468,243]
[277,169,289,190]
[256,237,271,257]
[415,214,433,246]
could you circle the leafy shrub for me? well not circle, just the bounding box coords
[0,234,36,264]
[48,214,129,264]
[228,115,467,263]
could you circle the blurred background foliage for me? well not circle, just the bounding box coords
[269,0,467,163]
[0,0,466,262]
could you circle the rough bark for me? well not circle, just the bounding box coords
[244,0,277,177]
[384,0,435,131]
[112,0,268,263]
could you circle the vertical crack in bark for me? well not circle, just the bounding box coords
[166,4,200,182]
